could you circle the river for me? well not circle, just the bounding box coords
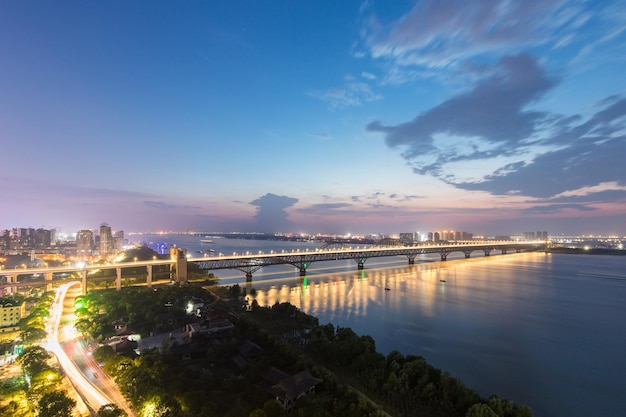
[132,234,626,417]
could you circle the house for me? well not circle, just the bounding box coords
[232,339,264,368]
[112,338,138,357]
[237,339,264,362]
[263,368,322,410]
[183,319,234,341]
[112,319,129,336]
[154,312,177,330]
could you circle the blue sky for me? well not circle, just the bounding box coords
[1,0,625,236]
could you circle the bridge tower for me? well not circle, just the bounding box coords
[170,247,188,284]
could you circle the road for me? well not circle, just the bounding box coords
[45,282,135,416]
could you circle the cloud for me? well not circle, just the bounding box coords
[456,97,626,197]
[312,78,382,109]
[249,193,299,233]
[309,132,332,141]
[389,193,422,202]
[360,0,589,71]
[297,203,353,215]
[521,203,597,215]
[368,54,556,172]
[357,1,626,88]
[361,71,376,80]
[368,52,626,200]
[143,201,201,210]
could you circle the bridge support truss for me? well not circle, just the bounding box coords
[438,249,452,261]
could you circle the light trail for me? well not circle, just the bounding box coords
[44,282,132,414]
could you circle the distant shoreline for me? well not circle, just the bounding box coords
[547,247,626,255]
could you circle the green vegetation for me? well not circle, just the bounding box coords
[81,283,533,417]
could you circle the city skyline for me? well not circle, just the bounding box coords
[1,1,625,236]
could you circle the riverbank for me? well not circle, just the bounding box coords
[547,247,626,255]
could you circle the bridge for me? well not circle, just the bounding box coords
[0,240,546,295]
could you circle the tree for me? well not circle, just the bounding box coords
[97,403,128,417]
[20,326,48,345]
[465,403,499,417]
[17,345,51,376]
[37,391,76,417]
[93,345,116,363]
[263,399,286,417]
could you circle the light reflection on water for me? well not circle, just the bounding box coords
[247,252,626,417]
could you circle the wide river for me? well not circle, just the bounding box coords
[133,234,626,417]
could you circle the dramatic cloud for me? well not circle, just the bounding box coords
[457,97,626,197]
[368,53,626,200]
[368,54,556,172]
[249,193,299,233]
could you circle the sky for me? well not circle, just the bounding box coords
[1,0,625,237]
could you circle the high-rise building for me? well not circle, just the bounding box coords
[76,229,95,257]
[399,233,415,246]
[114,230,124,252]
[99,223,113,257]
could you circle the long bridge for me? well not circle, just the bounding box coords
[0,240,546,295]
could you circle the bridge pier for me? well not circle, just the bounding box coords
[116,267,122,291]
[171,248,188,285]
[3,274,17,295]
[45,272,53,292]
[81,270,87,295]
[463,251,472,259]
[146,265,153,288]
[353,257,367,270]
[297,259,310,276]
[501,249,507,255]
[483,249,492,256]
[407,255,415,265]
[438,249,451,261]
[246,272,253,281]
